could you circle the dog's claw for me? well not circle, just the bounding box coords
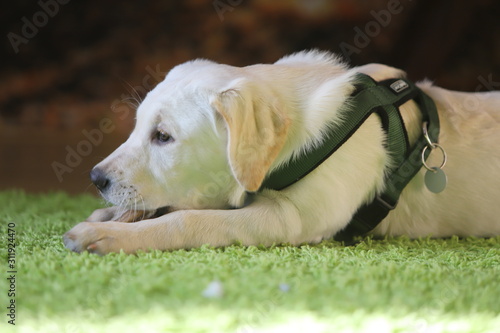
[63,222,103,253]
[87,243,98,251]
[63,232,82,253]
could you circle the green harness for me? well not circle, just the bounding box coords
[260,73,440,241]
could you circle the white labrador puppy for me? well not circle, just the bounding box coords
[64,50,500,254]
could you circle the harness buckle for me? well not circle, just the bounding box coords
[376,195,398,211]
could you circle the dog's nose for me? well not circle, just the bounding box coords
[90,167,110,192]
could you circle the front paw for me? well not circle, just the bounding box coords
[63,222,124,255]
[87,207,120,222]
[64,222,99,253]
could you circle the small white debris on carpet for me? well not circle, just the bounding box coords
[202,280,224,298]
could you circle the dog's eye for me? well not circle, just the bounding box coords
[153,130,174,144]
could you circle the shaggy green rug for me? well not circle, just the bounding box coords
[0,190,499,333]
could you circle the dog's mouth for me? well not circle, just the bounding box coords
[113,206,173,223]
[150,206,172,218]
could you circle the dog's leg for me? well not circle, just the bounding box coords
[64,194,308,255]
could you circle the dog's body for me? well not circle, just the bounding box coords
[64,50,500,254]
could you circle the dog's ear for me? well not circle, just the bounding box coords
[211,79,290,192]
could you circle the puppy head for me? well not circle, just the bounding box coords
[91,60,289,211]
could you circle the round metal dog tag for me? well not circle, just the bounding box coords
[424,167,447,193]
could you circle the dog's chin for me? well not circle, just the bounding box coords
[113,205,173,223]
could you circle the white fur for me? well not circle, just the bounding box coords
[64,50,500,254]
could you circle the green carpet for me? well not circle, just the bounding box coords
[1,190,499,333]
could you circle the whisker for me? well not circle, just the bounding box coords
[111,97,140,112]
[117,194,127,217]
[122,97,141,108]
[134,194,138,218]
[139,194,147,221]
[84,182,95,194]
[120,79,145,106]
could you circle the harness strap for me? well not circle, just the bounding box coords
[261,74,416,190]
[335,76,440,241]
[259,73,440,241]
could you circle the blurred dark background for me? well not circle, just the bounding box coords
[1,0,499,195]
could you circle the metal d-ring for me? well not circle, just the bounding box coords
[421,122,447,172]
[422,143,447,172]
